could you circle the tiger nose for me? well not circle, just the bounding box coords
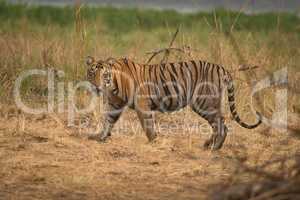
[103,73,109,79]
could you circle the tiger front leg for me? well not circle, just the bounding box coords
[137,110,157,142]
[88,109,123,142]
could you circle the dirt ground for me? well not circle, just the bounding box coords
[0,105,299,200]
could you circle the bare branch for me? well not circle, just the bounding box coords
[238,64,260,71]
[145,47,185,56]
[168,26,180,48]
[145,27,181,65]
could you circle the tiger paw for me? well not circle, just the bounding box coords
[203,138,223,151]
[203,138,213,150]
[146,132,157,143]
[88,133,110,143]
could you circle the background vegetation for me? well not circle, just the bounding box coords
[0,0,299,110]
[1,0,300,33]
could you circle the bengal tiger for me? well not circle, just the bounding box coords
[86,56,262,150]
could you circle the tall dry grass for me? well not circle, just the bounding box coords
[0,3,299,131]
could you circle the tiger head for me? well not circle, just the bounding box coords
[86,56,113,94]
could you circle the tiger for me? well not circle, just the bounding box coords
[86,56,262,150]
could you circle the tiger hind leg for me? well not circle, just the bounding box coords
[191,105,228,150]
[203,116,228,150]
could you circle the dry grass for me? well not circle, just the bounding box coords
[1,104,300,200]
[0,4,300,199]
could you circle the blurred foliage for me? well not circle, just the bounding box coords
[0,0,299,34]
[0,0,299,103]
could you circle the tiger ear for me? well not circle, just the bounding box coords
[86,56,95,66]
[106,57,116,66]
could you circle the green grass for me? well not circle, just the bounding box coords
[0,0,299,34]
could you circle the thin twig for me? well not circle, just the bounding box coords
[145,27,180,64]
[230,0,251,32]
[238,65,260,71]
[249,182,299,200]
[227,65,260,74]
[259,155,297,169]
[168,27,180,48]
[146,47,185,55]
